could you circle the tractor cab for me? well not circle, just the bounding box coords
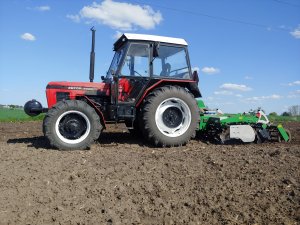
[105,33,200,105]
[104,33,201,121]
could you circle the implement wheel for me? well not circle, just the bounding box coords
[278,129,292,143]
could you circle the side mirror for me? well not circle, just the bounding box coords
[192,70,199,85]
[153,42,160,58]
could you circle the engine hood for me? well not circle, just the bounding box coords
[47,81,109,91]
[46,81,110,108]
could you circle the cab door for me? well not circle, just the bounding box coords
[117,42,151,103]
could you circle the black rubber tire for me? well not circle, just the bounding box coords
[141,85,199,147]
[43,100,102,150]
[125,118,142,137]
[255,129,262,144]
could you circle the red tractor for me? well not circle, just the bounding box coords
[25,28,201,150]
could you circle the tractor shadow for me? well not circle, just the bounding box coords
[98,131,147,147]
[7,136,52,149]
[7,132,147,150]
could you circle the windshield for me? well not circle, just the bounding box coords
[120,43,150,77]
[106,46,126,79]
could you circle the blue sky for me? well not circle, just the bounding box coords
[0,0,299,114]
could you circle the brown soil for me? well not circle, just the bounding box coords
[0,121,299,225]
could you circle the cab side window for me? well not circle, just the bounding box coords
[121,43,150,77]
[153,45,190,79]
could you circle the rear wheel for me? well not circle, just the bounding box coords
[43,100,102,150]
[141,86,199,147]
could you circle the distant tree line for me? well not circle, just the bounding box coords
[0,104,23,109]
[269,105,300,116]
[287,105,300,116]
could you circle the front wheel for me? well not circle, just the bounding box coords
[43,100,102,150]
[141,86,199,147]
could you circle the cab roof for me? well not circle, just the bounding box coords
[114,33,188,50]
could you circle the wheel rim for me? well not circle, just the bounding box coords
[55,110,91,144]
[155,98,191,137]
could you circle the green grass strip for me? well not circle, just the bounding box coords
[0,108,44,122]
[268,115,300,123]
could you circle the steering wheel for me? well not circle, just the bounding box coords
[170,66,188,74]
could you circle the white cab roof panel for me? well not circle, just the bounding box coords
[122,33,188,46]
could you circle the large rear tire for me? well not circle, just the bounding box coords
[43,100,102,150]
[141,86,199,147]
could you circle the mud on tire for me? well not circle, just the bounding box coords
[141,85,199,147]
[43,100,102,150]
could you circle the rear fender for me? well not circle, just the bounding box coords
[136,80,201,107]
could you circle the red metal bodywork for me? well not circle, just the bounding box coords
[136,79,199,107]
[45,79,199,128]
[46,81,110,108]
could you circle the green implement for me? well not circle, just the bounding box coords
[196,99,291,144]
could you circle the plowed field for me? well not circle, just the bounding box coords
[0,121,299,225]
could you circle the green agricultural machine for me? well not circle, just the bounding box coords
[196,99,291,144]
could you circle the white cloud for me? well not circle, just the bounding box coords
[235,94,243,98]
[287,95,299,98]
[220,83,252,92]
[68,0,162,31]
[206,96,216,101]
[21,33,36,41]
[204,96,221,101]
[113,31,122,39]
[290,25,300,39]
[214,90,233,95]
[244,76,253,80]
[205,101,234,107]
[288,80,300,86]
[35,6,50,11]
[287,90,300,98]
[201,67,220,75]
[279,25,286,29]
[245,94,282,102]
[66,14,80,23]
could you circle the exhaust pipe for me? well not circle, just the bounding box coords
[89,27,96,82]
[24,99,47,116]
